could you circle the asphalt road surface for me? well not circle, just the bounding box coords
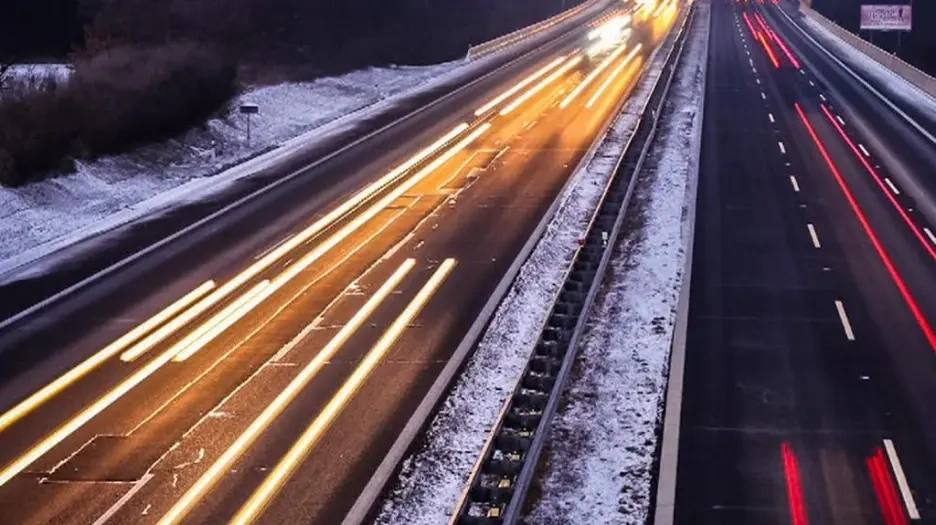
[0,5,681,525]
[674,1,936,524]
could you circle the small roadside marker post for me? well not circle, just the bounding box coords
[240,103,259,147]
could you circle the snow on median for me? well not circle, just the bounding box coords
[525,4,708,524]
[372,28,680,525]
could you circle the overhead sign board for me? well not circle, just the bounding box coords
[860,5,912,31]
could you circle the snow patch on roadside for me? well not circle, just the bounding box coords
[372,29,677,525]
[525,5,708,524]
[0,62,459,270]
[801,15,936,123]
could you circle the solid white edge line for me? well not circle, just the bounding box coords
[778,6,936,147]
[884,178,901,195]
[790,175,800,192]
[834,300,856,341]
[807,223,821,248]
[858,143,871,157]
[882,439,922,520]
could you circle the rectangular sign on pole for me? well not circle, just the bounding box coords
[860,5,912,31]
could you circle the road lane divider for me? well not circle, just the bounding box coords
[231,258,457,525]
[586,45,644,109]
[0,281,215,433]
[474,56,568,116]
[882,439,921,521]
[0,126,488,489]
[500,56,583,115]
[155,258,418,525]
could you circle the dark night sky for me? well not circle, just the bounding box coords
[0,0,933,71]
[0,0,82,60]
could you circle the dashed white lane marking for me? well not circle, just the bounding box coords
[858,143,871,157]
[769,113,775,123]
[92,474,155,525]
[749,58,754,66]
[882,439,922,520]
[762,92,767,100]
[836,115,846,126]
[884,178,901,195]
[756,78,761,85]
[753,66,758,74]
[800,69,806,75]
[778,141,786,154]
[807,224,821,248]
[809,80,815,87]
[835,300,856,341]
[925,227,936,246]
[790,176,800,192]
[820,93,827,101]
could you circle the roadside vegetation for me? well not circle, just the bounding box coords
[0,0,578,187]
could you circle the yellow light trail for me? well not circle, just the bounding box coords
[561,44,631,109]
[156,259,417,525]
[474,56,567,116]
[171,281,271,362]
[0,126,489,490]
[500,56,583,116]
[230,258,457,525]
[586,44,642,108]
[0,280,215,432]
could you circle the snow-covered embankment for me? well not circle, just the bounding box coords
[525,3,709,523]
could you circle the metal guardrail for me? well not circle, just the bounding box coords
[466,0,609,61]
[449,3,697,524]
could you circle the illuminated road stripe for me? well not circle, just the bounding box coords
[586,45,642,108]
[474,56,567,116]
[501,56,583,115]
[230,259,457,525]
[156,259,418,525]
[0,281,215,435]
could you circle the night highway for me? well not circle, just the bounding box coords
[0,4,681,524]
[674,0,935,524]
